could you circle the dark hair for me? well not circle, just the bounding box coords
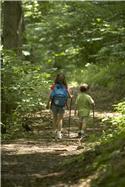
[80,84,89,92]
[54,73,68,88]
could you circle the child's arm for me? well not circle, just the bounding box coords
[46,89,52,109]
[89,95,95,107]
[46,84,55,109]
[67,89,73,99]
[46,97,51,109]
[89,97,95,118]
[91,99,95,108]
[66,89,73,110]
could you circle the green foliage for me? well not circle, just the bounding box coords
[2,50,51,132]
[111,102,125,134]
[2,3,125,186]
[99,101,125,144]
[60,101,125,187]
[70,61,125,102]
[22,1,125,103]
[114,101,125,114]
[92,102,125,186]
[23,1,125,69]
[112,101,125,129]
[2,1,125,136]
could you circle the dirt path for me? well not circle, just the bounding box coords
[1,110,117,187]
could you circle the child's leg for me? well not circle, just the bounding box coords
[52,105,64,139]
[53,114,58,131]
[56,108,65,139]
[51,105,58,131]
[81,119,87,132]
[57,113,64,131]
[78,117,87,137]
[56,115,63,139]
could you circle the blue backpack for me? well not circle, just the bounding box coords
[50,84,68,107]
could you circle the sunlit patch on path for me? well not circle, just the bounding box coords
[1,109,122,187]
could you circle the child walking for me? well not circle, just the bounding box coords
[75,83,95,138]
[47,73,71,139]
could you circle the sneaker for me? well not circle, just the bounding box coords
[77,132,82,138]
[77,132,85,138]
[57,131,62,139]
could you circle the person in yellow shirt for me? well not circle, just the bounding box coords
[75,84,95,138]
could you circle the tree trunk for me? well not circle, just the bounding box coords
[3,1,24,51]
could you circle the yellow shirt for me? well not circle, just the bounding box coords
[76,93,94,117]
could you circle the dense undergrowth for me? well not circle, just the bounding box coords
[1,50,51,133]
[2,1,125,134]
[59,102,125,187]
[2,2,125,187]
[2,50,125,137]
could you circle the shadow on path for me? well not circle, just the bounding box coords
[2,109,118,187]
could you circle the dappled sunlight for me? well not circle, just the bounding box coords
[2,106,125,186]
[31,171,64,179]
[2,1,125,186]
[2,143,78,155]
[95,111,122,118]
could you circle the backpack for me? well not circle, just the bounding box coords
[50,84,68,107]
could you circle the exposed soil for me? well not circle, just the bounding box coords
[1,110,119,187]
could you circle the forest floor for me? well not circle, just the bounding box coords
[1,109,122,187]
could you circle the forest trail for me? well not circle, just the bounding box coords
[1,110,118,187]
